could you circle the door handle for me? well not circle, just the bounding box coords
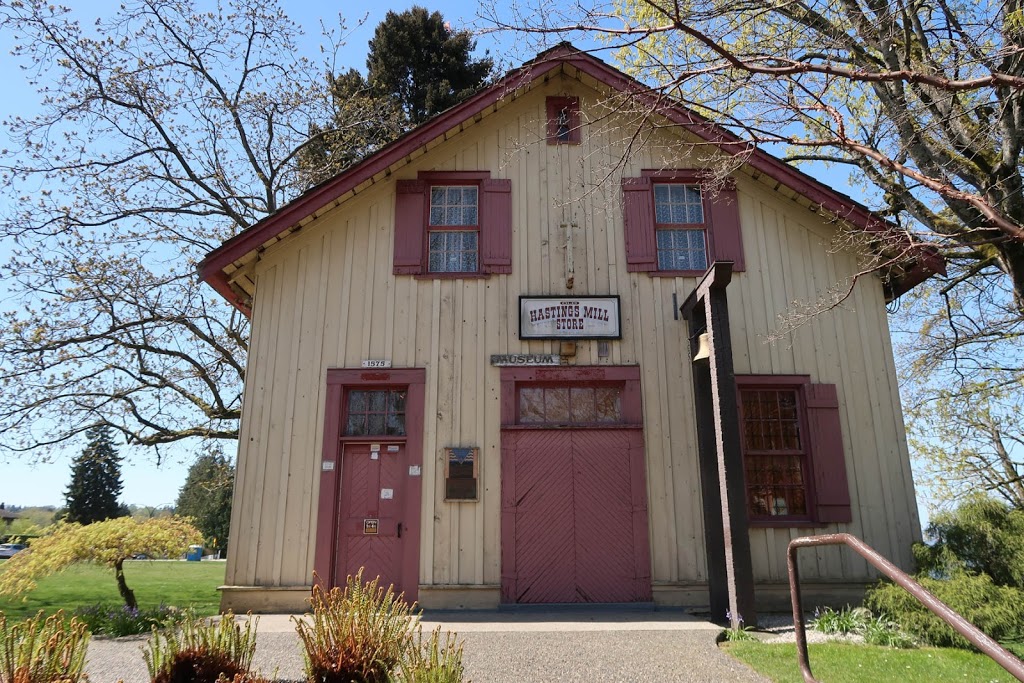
[397,522,402,538]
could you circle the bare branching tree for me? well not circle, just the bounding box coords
[0,0,381,459]
[485,0,1024,496]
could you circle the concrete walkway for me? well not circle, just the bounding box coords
[85,608,768,682]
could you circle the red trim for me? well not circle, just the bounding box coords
[200,44,941,314]
[419,171,490,182]
[313,368,426,602]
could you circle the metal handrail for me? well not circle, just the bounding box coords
[787,533,1024,682]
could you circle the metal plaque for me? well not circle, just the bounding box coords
[363,519,379,535]
[361,360,392,368]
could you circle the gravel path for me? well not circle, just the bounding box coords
[84,610,770,683]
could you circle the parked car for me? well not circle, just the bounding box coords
[0,543,27,559]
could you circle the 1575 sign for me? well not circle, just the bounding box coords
[519,296,621,340]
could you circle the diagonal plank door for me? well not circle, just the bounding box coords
[502,428,652,603]
[337,443,405,593]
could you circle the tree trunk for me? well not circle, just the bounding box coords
[114,558,138,610]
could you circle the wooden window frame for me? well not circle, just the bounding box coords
[736,376,815,525]
[735,374,853,527]
[426,184,481,275]
[500,366,643,429]
[393,171,512,278]
[621,170,745,276]
[546,96,581,144]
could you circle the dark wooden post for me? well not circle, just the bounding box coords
[681,262,757,629]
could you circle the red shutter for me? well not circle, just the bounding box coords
[393,180,425,275]
[806,383,852,523]
[706,180,745,272]
[481,178,512,274]
[621,177,657,272]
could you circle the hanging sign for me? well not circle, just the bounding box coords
[519,296,621,340]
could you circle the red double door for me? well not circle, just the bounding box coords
[501,429,652,604]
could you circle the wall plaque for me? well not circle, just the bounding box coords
[519,296,622,340]
[489,354,561,366]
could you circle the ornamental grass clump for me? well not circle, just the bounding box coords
[143,611,267,683]
[294,570,417,683]
[395,626,466,683]
[74,603,182,638]
[0,610,90,683]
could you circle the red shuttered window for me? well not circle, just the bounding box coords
[546,96,581,144]
[622,170,745,275]
[393,171,512,277]
[736,375,852,526]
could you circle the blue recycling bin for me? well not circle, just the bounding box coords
[186,545,203,561]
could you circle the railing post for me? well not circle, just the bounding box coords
[788,540,817,683]
[787,533,1024,683]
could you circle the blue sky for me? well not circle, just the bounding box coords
[0,1,942,532]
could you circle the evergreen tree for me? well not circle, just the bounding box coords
[175,448,234,558]
[64,426,126,525]
[367,7,493,127]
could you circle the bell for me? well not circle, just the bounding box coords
[692,332,711,361]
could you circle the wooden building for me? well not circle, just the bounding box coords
[199,44,941,616]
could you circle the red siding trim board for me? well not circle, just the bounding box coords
[199,44,940,313]
[313,368,426,601]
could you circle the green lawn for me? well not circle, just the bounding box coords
[0,559,225,620]
[723,640,1018,683]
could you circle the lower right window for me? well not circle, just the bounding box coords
[739,387,809,520]
[736,376,853,525]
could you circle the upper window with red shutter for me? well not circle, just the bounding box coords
[621,170,745,275]
[546,96,581,144]
[736,375,852,526]
[393,171,512,277]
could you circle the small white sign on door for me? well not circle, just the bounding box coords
[380,488,394,500]
[409,465,422,477]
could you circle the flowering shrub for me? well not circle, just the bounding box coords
[74,603,183,637]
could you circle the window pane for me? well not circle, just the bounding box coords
[385,412,405,436]
[570,387,597,423]
[344,389,406,436]
[545,387,571,423]
[428,230,479,273]
[367,413,386,435]
[519,387,545,423]
[345,414,366,436]
[657,229,706,271]
[595,387,622,422]
[653,183,703,225]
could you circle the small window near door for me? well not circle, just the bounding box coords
[445,447,478,501]
[344,389,407,436]
[517,385,623,425]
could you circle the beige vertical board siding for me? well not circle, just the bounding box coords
[225,264,270,587]
[276,242,316,583]
[226,75,918,596]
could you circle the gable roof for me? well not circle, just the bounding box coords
[198,43,943,315]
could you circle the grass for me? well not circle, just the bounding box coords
[723,641,1019,683]
[0,560,225,620]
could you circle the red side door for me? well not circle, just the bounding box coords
[336,443,407,594]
